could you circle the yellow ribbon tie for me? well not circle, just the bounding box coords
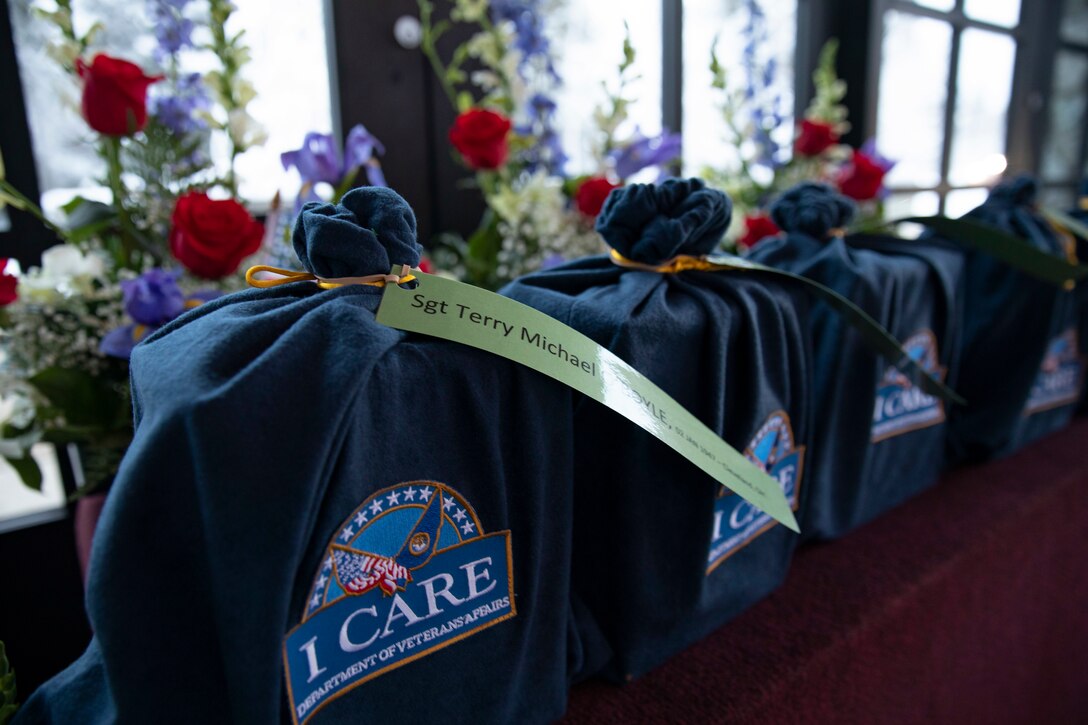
[608,248,736,274]
[245,265,417,290]
[1079,197,1088,212]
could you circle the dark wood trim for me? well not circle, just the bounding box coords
[0,0,54,266]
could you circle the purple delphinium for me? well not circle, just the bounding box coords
[610,130,683,180]
[519,93,567,174]
[150,72,210,136]
[100,269,219,359]
[149,0,196,59]
[741,0,788,169]
[281,124,387,202]
[489,0,559,82]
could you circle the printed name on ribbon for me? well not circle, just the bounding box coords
[376,268,800,533]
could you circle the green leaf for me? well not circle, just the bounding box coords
[0,641,17,724]
[28,367,124,429]
[900,215,1088,287]
[3,454,42,491]
[706,253,966,405]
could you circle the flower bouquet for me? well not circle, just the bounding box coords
[701,1,894,249]
[420,0,681,289]
[0,0,268,494]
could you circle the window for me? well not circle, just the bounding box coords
[871,0,1022,219]
[1038,0,1088,207]
[7,0,333,209]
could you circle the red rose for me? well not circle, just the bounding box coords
[0,260,17,306]
[837,150,888,201]
[448,109,512,170]
[417,256,434,274]
[794,119,839,156]
[737,213,781,250]
[574,177,621,218]
[169,192,264,279]
[76,54,162,137]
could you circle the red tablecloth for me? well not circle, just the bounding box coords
[564,419,1088,724]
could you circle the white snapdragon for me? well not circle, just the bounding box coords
[451,0,489,23]
[18,245,106,302]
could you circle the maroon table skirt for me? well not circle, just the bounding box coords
[563,419,1088,724]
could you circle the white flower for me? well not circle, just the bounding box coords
[228,109,268,149]
[17,245,106,302]
[451,0,488,23]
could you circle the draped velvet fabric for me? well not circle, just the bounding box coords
[501,179,812,681]
[17,189,586,724]
[940,176,1081,462]
[747,183,962,540]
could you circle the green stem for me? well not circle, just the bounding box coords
[103,137,139,268]
[418,1,459,110]
[0,180,65,238]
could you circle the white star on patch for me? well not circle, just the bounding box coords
[403,486,416,501]
[460,520,476,535]
[419,487,432,503]
[442,495,456,512]
[387,490,401,506]
[340,527,354,541]
[453,508,466,522]
[316,574,328,589]
[322,556,333,571]
[354,511,368,527]
[310,593,321,608]
[369,499,383,516]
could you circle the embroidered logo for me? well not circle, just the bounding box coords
[1024,328,1084,415]
[283,482,514,723]
[707,411,805,573]
[871,329,947,442]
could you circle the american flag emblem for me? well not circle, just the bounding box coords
[332,547,411,596]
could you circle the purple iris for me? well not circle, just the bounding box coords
[100,269,219,359]
[149,0,195,57]
[151,72,209,136]
[610,131,683,180]
[281,124,387,199]
[860,139,896,173]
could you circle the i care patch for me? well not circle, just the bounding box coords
[283,481,514,723]
[871,329,947,442]
[707,411,805,573]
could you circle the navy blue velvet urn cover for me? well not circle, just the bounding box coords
[501,178,812,681]
[17,189,588,724]
[942,176,1083,461]
[746,182,962,540]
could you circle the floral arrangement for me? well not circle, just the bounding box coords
[702,0,894,249]
[420,0,681,289]
[0,0,271,493]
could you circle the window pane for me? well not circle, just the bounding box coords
[551,1,662,175]
[877,11,952,188]
[1039,186,1076,209]
[9,0,332,207]
[1062,0,1088,43]
[963,0,1021,28]
[948,29,1015,186]
[682,0,797,176]
[0,443,66,532]
[886,190,941,218]
[945,187,990,217]
[909,0,955,11]
[1040,52,1088,183]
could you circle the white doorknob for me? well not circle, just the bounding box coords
[394,15,422,49]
